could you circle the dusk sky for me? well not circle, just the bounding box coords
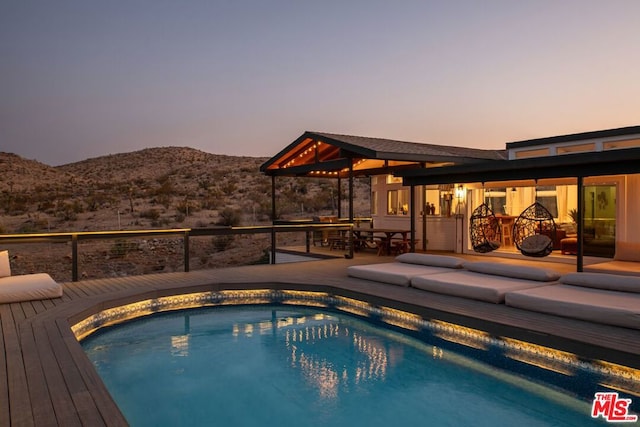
[2,1,639,166]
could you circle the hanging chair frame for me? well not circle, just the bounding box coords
[513,201,557,257]
[469,203,502,253]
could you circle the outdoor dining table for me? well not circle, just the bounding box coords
[352,227,412,255]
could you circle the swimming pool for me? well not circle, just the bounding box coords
[80,296,638,426]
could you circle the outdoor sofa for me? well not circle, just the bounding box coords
[0,250,63,303]
[347,254,560,303]
[505,272,640,330]
[348,252,640,329]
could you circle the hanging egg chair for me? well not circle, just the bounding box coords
[469,203,502,253]
[513,201,557,257]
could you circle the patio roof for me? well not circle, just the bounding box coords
[260,131,505,178]
[399,146,640,186]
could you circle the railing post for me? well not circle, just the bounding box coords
[72,234,78,282]
[271,227,277,264]
[306,230,311,253]
[184,231,190,272]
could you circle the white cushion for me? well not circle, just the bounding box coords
[0,273,63,303]
[463,261,561,282]
[395,253,464,269]
[0,251,10,278]
[614,241,640,262]
[348,263,455,287]
[561,272,640,294]
[411,270,555,303]
[506,285,640,330]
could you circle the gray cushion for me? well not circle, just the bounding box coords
[560,272,640,294]
[395,253,464,269]
[463,261,561,282]
[520,234,553,256]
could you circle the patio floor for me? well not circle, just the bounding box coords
[2,251,639,426]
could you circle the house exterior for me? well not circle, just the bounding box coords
[262,126,640,268]
[399,125,640,266]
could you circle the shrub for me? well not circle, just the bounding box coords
[217,208,242,226]
[212,235,234,252]
[140,208,161,221]
[110,240,139,258]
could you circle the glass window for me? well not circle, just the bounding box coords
[557,143,595,155]
[423,188,439,215]
[536,186,558,218]
[484,188,507,214]
[603,138,640,150]
[386,175,402,184]
[387,189,409,215]
[514,148,550,159]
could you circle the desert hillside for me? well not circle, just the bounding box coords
[1,147,370,281]
[0,147,370,234]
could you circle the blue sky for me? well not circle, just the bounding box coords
[2,1,639,165]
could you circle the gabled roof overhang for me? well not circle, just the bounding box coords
[398,147,640,186]
[261,131,505,178]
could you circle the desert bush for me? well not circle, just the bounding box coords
[217,207,242,226]
[140,208,161,221]
[110,239,139,258]
[211,235,234,252]
[220,181,237,196]
[55,202,78,221]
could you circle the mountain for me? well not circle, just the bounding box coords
[0,147,370,234]
[57,147,265,186]
[0,152,83,192]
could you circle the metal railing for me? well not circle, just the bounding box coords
[0,223,354,281]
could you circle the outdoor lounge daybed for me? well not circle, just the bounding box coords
[584,241,640,277]
[505,272,640,330]
[347,253,464,287]
[410,261,561,304]
[0,251,63,303]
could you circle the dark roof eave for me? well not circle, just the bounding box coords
[398,148,640,185]
[506,125,640,149]
[372,152,502,164]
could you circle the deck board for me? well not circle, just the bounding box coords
[19,322,58,426]
[0,306,10,427]
[1,304,34,426]
[1,253,640,425]
[43,320,106,427]
[33,321,83,427]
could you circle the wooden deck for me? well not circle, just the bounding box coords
[2,253,640,426]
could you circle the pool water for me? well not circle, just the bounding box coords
[82,306,611,426]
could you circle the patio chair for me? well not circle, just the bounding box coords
[469,203,502,253]
[513,201,557,257]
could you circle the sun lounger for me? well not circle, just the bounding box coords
[584,241,640,277]
[505,272,640,329]
[347,253,464,287]
[410,261,561,304]
[0,251,63,303]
